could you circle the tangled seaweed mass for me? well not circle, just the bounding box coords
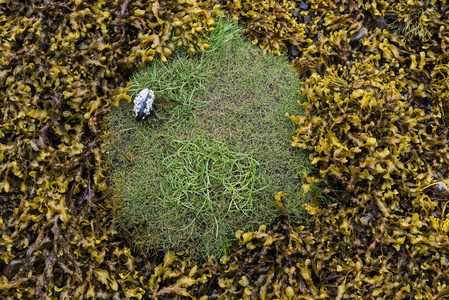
[1,0,449,298]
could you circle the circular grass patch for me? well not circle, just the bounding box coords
[104,17,318,259]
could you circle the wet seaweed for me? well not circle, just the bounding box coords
[2,0,449,298]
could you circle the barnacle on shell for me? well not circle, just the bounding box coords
[133,88,155,120]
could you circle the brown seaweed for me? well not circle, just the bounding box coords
[1,0,449,298]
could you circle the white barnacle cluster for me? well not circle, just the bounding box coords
[133,88,155,120]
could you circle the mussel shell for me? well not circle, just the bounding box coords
[133,88,155,120]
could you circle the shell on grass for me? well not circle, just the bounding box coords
[133,88,155,121]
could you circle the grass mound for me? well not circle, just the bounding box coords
[103,17,318,259]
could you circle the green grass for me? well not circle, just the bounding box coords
[103,16,321,260]
[162,139,265,220]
